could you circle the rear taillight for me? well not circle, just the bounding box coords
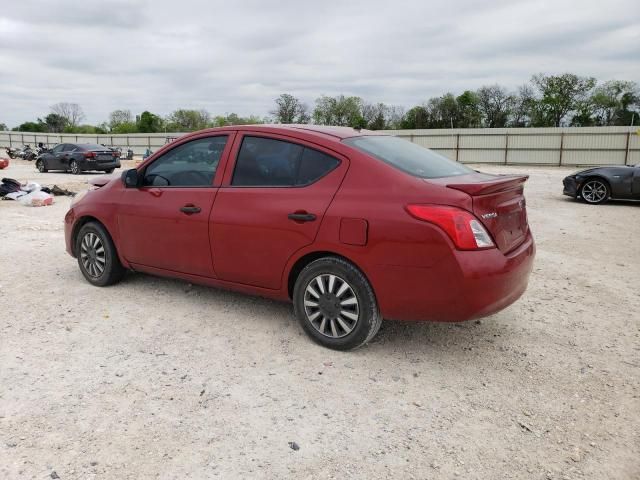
[84,151,96,159]
[112,151,120,158]
[406,204,495,250]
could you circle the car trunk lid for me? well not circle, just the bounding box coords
[432,173,530,253]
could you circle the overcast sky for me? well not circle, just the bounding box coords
[0,0,638,127]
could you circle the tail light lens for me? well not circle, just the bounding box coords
[83,151,96,159]
[112,151,120,158]
[406,204,495,250]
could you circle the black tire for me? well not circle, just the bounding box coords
[580,178,610,204]
[36,159,48,173]
[293,256,382,350]
[105,168,114,174]
[70,159,81,175]
[75,222,126,287]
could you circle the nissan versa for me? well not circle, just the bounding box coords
[64,125,535,350]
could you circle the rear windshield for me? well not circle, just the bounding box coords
[343,136,473,179]
[79,144,110,151]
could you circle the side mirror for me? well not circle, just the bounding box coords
[122,168,140,188]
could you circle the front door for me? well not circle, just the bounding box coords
[210,133,348,289]
[48,144,66,169]
[117,134,233,277]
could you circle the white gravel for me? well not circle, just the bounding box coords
[1,158,639,479]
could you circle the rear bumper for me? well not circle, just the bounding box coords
[371,230,536,322]
[563,176,578,197]
[79,159,121,171]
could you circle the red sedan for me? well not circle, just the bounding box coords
[64,125,535,350]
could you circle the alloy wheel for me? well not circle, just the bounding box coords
[80,232,106,278]
[582,180,607,203]
[71,161,79,174]
[303,274,359,338]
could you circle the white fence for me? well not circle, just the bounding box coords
[1,126,638,166]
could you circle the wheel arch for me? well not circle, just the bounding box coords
[71,216,114,257]
[286,250,372,300]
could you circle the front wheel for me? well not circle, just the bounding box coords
[293,257,382,350]
[36,159,48,173]
[75,222,126,286]
[580,179,609,204]
[70,159,81,175]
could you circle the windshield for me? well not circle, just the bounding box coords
[343,136,473,179]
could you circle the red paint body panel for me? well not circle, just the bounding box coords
[64,125,535,323]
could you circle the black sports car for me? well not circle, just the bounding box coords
[36,143,121,175]
[563,164,640,204]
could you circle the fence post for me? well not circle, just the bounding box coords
[504,133,509,165]
[624,131,631,165]
[558,132,565,166]
[21,133,24,145]
[9,133,12,147]
[455,133,460,162]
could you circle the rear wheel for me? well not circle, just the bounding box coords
[105,168,114,174]
[75,222,125,286]
[293,257,382,350]
[36,159,48,173]
[70,159,81,175]
[580,178,609,204]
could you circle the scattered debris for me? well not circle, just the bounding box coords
[288,441,300,451]
[50,471,60,479]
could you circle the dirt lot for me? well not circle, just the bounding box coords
[1,158,639,479]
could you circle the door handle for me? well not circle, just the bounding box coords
[180,205,201,214]
[288,212,316,222]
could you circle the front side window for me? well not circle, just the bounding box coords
[143,136,228,187]
[343,135,473,179]
[232,136,339,187]
[51,144,65,154]
[64,144,78,152]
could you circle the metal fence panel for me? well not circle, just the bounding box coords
[1,127,638,166]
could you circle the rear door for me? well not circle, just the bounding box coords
[117,134,233,277]
[633,166,640,197]
[210,133,347,289]
[61,144,78,170]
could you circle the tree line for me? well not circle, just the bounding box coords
[2,73,638,134]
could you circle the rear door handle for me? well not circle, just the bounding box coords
[288,212,316,222]
[180,204,201,214]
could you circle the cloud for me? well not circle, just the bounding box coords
[0,0,638,127]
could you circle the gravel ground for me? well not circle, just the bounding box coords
[1,158,639,480]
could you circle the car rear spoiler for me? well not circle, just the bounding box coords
[446,175,528,196]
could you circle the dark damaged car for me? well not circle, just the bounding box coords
[563,164,640,204]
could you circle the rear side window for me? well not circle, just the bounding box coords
[232,136,339,187]
[343,136,472,179]
[63,144,77,152]
[297,148,340,185]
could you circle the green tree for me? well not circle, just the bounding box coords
[166,109,211,131]
[590,80,639,126]
[0,122,7,131]
[14,121,47,132]
[401,106,429,129]
[271,94,310,124]
[531,73,596,126]
[109,109,133,131]
[476,85,513,128]
[313,95,365,127]
[456,90,482,127]
[361,102,389,130]
[136,111,164,133]
[43,113,68,133]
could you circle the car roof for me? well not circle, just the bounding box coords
[184,124,384,143]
